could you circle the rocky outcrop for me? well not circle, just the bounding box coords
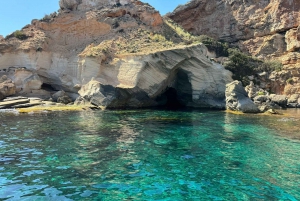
[169,0,300,95]
[287,94,299,108]
[270,94,288,108]
[244,81,300,110]
[169,0,299,50]
[59,0,81,10]
[0,76,16,100]
[0,96,46,109]
[0,0,233,109]
[226,81,260,113]
[0,98,30,109]
[59,0,133,11]
[77,44,232,109]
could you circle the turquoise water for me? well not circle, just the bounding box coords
[0,109,300,200]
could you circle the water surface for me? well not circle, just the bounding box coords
[0,109,300,200]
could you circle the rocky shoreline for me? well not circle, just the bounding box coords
[225,80,300,114]
[0,0,299,114]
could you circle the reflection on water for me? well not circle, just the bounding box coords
[0,109,300,200]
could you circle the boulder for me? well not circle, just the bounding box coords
[270,95,288,108]
[245,82,269,100]
[287,103,298,108]
[77,80,117,107]
[245,81,257,99]
[52,90,66,101]
[225,81,260,113]
[57,95,73,104]
[0,78,16,98]
[287,94,299,108]
[66,92,80,101]
[288,94,299,103]
[253,95,269,103]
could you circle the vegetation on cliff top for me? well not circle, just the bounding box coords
[224,48,283,86]
[80,18,200,57]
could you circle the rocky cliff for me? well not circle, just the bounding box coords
[169,0,300,95]
[0,0,232,109]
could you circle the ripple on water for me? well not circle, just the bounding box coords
[0,110,299,200]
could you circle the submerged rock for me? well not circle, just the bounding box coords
[225,81,260,113]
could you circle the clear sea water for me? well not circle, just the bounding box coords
[0,109,300,201]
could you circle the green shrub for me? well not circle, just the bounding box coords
[224,48,284,86]
[224,48,262,85]
[14,30,27,40]
[257,60,283,72]
[198,35,229,57]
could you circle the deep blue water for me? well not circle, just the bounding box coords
[0,109,300,201]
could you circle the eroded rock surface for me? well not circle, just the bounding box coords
[169,0,299,53]
[0,76,16,99]
[169,0,300,95]
[0,0,232,109]
[78,44,232,109]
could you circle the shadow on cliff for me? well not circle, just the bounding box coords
[156,69,193,110]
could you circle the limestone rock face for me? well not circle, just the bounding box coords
[78,44,233,109]
[226,81,260,113]
[13,69,43,93]
[0,0,232,108]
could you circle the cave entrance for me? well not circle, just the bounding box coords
[156,69,192,109]
[41,83,57,91]
[163,87,184,109]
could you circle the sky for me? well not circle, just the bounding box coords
[0,0,189,37]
